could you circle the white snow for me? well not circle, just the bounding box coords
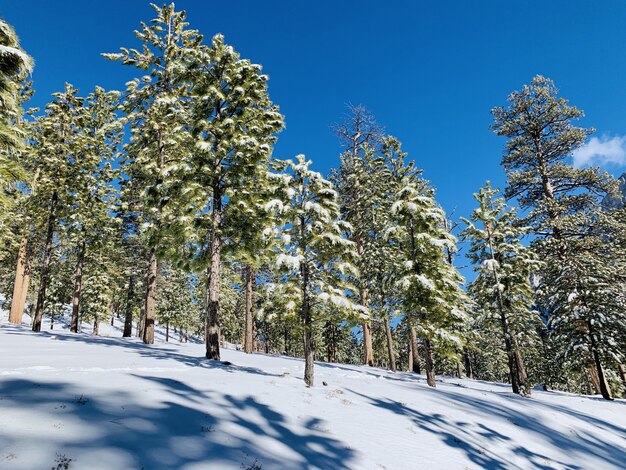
[0,310,625,469]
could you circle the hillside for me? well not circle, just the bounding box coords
[0,314,625,470]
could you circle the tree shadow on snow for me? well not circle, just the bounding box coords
[0,376,355,469]
[0,324,282,378]
[346,386,626,470]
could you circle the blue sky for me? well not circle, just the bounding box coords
[3,1,626,272]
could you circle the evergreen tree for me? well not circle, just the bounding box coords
[332,104,384,366]
[178,33,283,360]
[103,3,198,344]
[270,155,367,386]
[28,84,85,332]
[67,87,121,332]
[0,17,32,174]
[492,75,618,399]
[461,182,543,395]
[386,181,468,387]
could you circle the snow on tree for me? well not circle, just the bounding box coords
[492,75,620,399]
[386,180,469,387]
[331,104,384,366]
[103,3,198,344]
[175,33,283,360]
[267,155,367,386]
[461,182,543,396]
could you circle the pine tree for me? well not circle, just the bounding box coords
[270,155,367,386]
[386,181,469,387]
[177,33,283,360]
[28,84,86,332]
[103,3,199,344]
[67,87,121,333]
[157,265,198,341]
[461,182,543,395]
[2,18,33,325]
[492,75,618,399]
[332,104,384,366]
[0,17,32,170]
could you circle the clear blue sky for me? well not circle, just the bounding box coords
[3,1,626,271]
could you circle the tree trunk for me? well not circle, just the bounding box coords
[360,287,373,366]
[383,313,396,372]
[301,230,314,386]
[50,311,54,330]
[243,265,255,353]
[123,274,135,337]
[326,321,337,363]
[92,316,99,336]
[165,322,169,342]
[409,325,421,374]
[588,321,612,400]
[303,296,314,387]
[143,247,157,344]
[137,305,146,338]
[205,188,223,360]
[423,337,436,387]
[463,351,474,380]
[9,236,30,324]
[618,364,626,398]
[32,191,58,332]
[70,238,86,333]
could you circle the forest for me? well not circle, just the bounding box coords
[1,3,625,400]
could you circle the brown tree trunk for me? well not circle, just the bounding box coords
[303,295,314,386]
[32,191,58,332]
[300,217,314,386]
[383,313,396,372]
[165,322,169,342]
[326,320,337,363]
[243,265,255,353]
[205,188,223,360]
[409,325,421,374]
[360,286,373,366]
[423,337,436,387]
[92,316,99,336]
[463,351,474,380]
[588,321,612,400]
[123,274,134,337]
[70,238,86,333]
[9,236,30,324]
[137,305,146,338]
[143,247,157,344]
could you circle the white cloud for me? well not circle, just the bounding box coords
[572,135,626,168]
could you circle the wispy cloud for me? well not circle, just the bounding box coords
[572,135,626,168]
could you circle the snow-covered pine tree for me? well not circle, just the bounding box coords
[225,163,288,354]
[177,33,283,360]
[66,87,122,332]
[461,182,543,396]
[0,18,32,290]
[157,265,198,341]
[103,3,198,344]
[545,211,626,399]
[270,155,367,386]
[27,84,87,332]
[386,181,469,387]
[331,104,384,366]
[492,75,618,399]
[0,17,32,176]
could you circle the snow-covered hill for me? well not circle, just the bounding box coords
[0,313,625,469]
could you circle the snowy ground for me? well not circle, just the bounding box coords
[0,311,625,469]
